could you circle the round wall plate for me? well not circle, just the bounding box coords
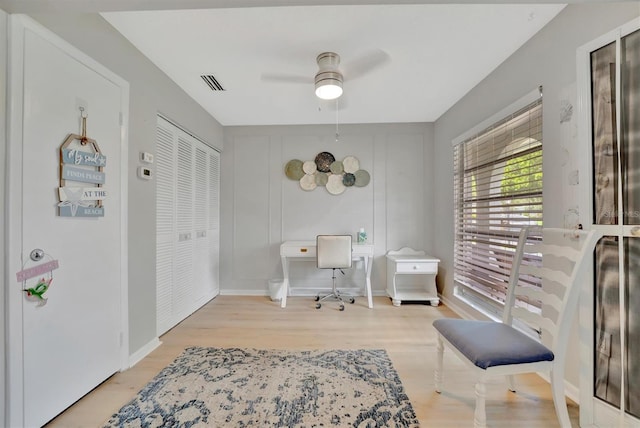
[299,174,317,191]
[303,160,317,174]
[285,159,304,180]
[315,152,335,173]
[326,174,346,195]
[330,161,344,174]
[342,155,360,173]
[354,169,370,187]
[315,172,329,186]
[343,172,356,187]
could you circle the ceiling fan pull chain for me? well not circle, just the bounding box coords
[335,99,340,142]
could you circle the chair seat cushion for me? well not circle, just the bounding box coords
[432,319,554,369]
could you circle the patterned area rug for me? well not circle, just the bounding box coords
[104,347,420,427]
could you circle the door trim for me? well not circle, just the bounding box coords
[5,14,129,426]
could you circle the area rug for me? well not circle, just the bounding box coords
[103,347,420,427]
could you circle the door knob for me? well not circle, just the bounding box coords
[30,249,45,261]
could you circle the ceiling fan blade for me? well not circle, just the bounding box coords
[343,49,391,80]
[261,72,312,84]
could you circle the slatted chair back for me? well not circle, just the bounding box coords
[502,227,596,364]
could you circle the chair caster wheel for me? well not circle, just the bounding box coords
[339,305,345,311]
[314,296,320,301]
[316,303,321,309]
[349,298,355,304]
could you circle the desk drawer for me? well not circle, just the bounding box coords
[396,262,437,274]
[281,246,316,257]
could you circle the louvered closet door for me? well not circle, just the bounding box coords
[209,151,220,296]
[155,116,220,336]
[193,145,210,304]
[174,136,195,322]
[155,122,176,334]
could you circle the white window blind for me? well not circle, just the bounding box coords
[453,95,543,308]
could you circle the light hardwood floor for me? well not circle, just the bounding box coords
[46,295,578,427]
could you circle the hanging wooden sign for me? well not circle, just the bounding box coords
[59,205,105,217]
[58,187,108,201]
[61,148,107,167]
[57,108,106,218]
[61,165,105,184]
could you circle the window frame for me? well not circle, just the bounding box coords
[452,87,544,317]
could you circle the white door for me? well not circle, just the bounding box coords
[578,18,640,427]
[7,16,129,427]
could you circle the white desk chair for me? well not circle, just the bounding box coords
[315,235,354,311]
[433,227,600,428]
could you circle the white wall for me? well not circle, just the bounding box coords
[28,13,224,356]
[222,123,434,295]
[433,2,640,391]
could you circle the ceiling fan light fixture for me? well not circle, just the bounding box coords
[315,71,343,100]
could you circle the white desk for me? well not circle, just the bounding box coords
[280,241,374,309]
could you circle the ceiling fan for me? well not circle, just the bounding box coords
[261,49,391,102]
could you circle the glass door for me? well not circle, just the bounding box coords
[578,19,640,427]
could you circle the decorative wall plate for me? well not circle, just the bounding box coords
[285,152,369,195]
[326,174,346,195]
[302,160,317,174]
[314,152,335,173]
[330,161,344,174]
[299,174,317,191]
[354,170,371,187]
[343,172,356,187]
[342,156,360,173]
[315,172,329,186]
[285,159,304,180]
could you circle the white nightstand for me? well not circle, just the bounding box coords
[386,248,440,307]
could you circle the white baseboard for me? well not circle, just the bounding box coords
[128,337,161,368]
[219,288,388,297]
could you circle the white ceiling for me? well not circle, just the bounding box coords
[101,4,565,126]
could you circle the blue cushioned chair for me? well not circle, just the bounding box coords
[433,227,600,428]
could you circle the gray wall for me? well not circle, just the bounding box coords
[29,13,224,356]
[3,1,637,409]
[1,9,7,425]
[432,2,640,389]
[222,123,434,295]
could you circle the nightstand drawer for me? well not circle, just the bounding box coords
[396,262,438,274]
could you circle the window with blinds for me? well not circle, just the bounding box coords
[453,94,543,309]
